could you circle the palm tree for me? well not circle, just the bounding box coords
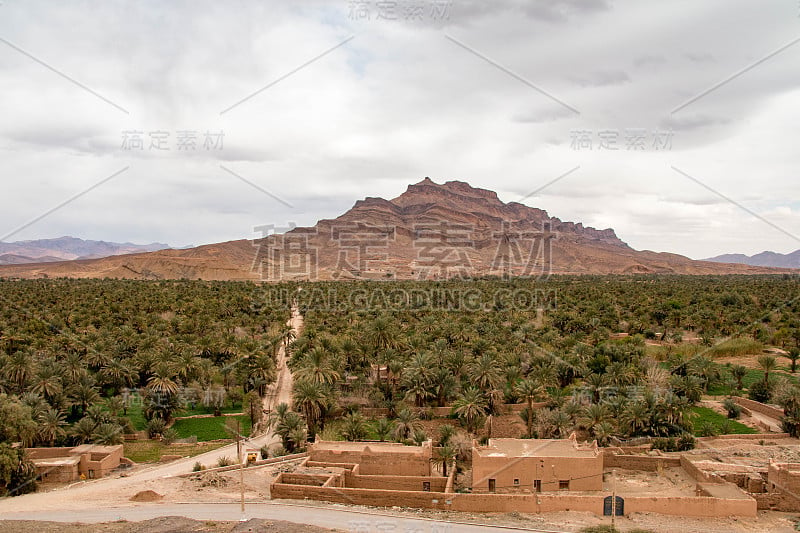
[70,381,100,416]
[30,363,62,401]
[274,411,306,452]
[38,407,66,447]
[758,354,777,385]
[340,412,369,441]
[294,348,340,385]
[293,380,328,433]
[393,408,422,441]
[374,418,395,442]
[431,444,456,477]
[146,363,180,396]
[267,402,290,430]
[99,359,136,393]
[367,316,398,355]
[4,350,33,394]
[453,388,487,434]
[437,424,456,447]
[246,353,277,396]
[515,378,543,437]
[622,402,650,437]
[730,365,747,392]
[71,417,96,444]
[467,354,502,412]
[592,421,615,446]
[92,423,124,445]
[580,403,610,431]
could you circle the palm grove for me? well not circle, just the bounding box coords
[2,275,800,495]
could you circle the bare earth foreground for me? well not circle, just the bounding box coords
[0,517,334,533]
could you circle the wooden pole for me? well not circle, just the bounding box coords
[238,420,245,518]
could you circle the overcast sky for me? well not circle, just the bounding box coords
[1,0,798,259]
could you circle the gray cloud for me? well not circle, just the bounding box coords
[0,0,797,259]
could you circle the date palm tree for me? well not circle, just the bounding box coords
[453,387,487,434]
[393,408,422,441]
[758,354,777,385]
[38,407,66,447]
[515,378,544,437]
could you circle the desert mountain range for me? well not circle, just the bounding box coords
[0,178,792,280]
[704,249,800,269]
[0,237,171,266]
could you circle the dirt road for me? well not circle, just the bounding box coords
[0,502,537,532]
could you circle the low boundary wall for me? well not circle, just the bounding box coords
[734,398,784,420]
[270,483,757,517]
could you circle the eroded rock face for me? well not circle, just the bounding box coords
[0,178,791,280]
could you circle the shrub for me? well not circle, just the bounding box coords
[147,418,166,439]
[216,456,233,467]
[579,526,619,533]
[722,398,742,419]
[651,437,677,452]
[698,420,718,437]
[677,433,696,451]
[260,446,270,460]
[192,462,205,472]
[748,380,772,403]
[161,428,179,445]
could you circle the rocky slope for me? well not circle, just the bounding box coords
[0,178,792,280]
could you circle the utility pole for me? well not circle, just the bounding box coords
[611,468,616,528]
[238,419,245,520]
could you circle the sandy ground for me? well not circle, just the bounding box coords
[0,517,336,533]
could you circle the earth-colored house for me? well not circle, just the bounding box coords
[26,444,123,483]
[472,435,602,493]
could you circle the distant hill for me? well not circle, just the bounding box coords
[0,178,792,280]
[0,237,171,265]
[704,249,800,269]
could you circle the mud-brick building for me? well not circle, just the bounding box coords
[472,435,602,493]
[26,444,123,483]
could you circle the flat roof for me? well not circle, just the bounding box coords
[32,456,81,467]
[313,441,423,454]
[476,438,599,459]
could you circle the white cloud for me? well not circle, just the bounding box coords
[0,0,798,259]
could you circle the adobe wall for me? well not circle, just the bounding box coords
[681,456,723,484]
[624,495,757,518]
[733,398,784,420]
[603,454,681,471]
[696,433,789,441]
[34,463,78,483]
[26,448,72,460]
[270,484,757,517]
[768,463,800,497]
[753,491,800,512]
[310,445,430,476]
[471,453,602,492]
[345,472,447,492]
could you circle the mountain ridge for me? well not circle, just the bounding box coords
[0,236,172,265]
[0,178,794,280]
[704,249,800,269]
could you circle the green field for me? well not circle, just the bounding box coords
[123,440,229,463]
[690,406,758,436]
[171,415,252,441]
